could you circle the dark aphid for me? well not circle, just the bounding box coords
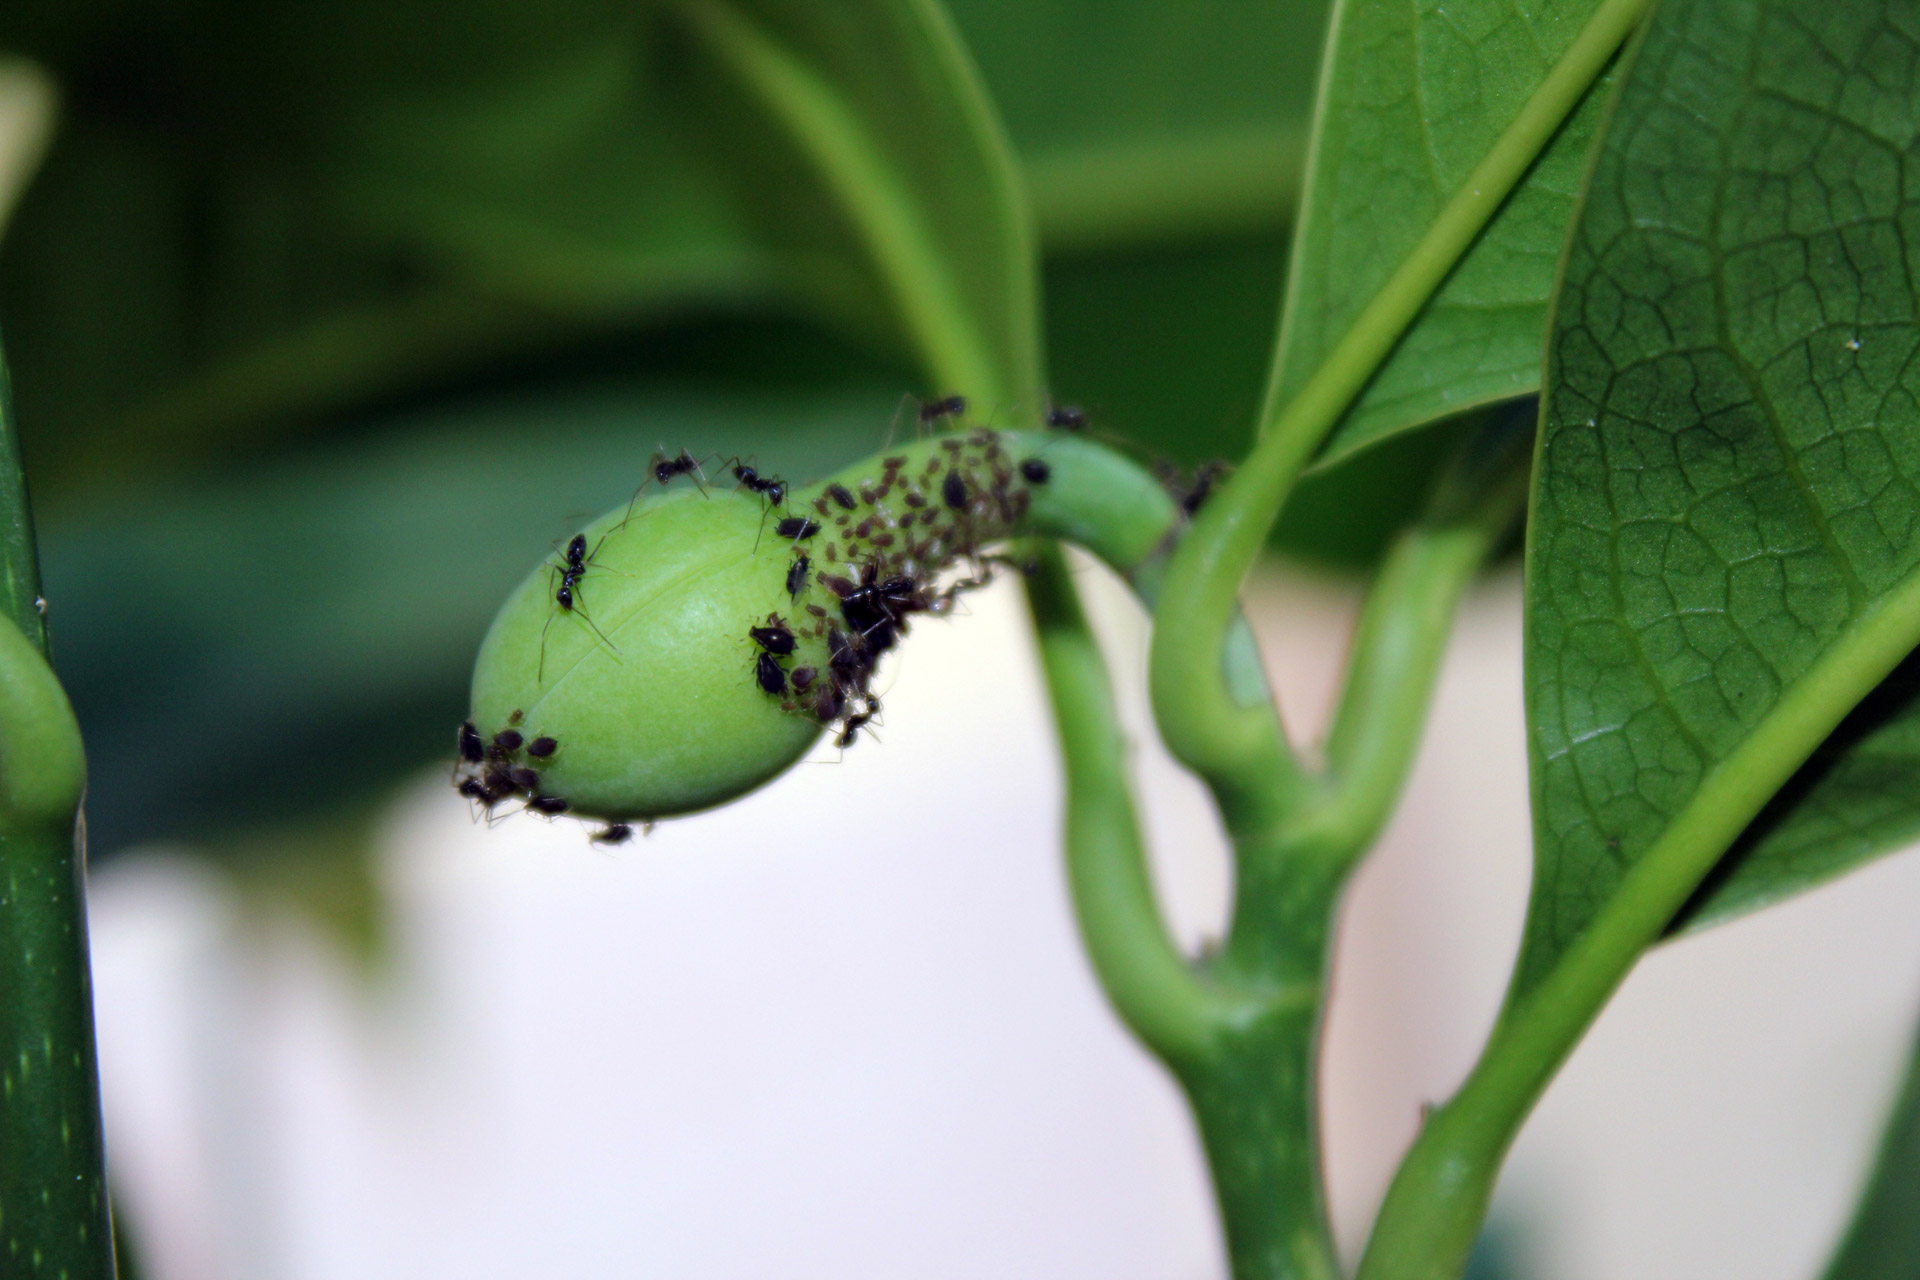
[494,729,525,753]
[813,681,847,722]
[527,736,558,758]
[776,516,820,541]
[508,766,541,791]
[458,721,485,764]
[749,614,798,656]
[919,394,966,425]
[942,470,969,511]
[1046,404,1086,431]
[822,573,859,599]
[528,795,570,816]
[827,627,859,675]
[652,448,703,487]
[756,651,788,695]
[457,777,487,801]
[791,666,817,692]
[1020,458,1051,484]
[591,823,634,846]
[786,555,811,598]
[826,482,858,510]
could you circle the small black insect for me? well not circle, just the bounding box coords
[942,470,969,511]
[458,721,485,763]
[494,729,525,754]
[786,555,811,598]
[749,614,797,656]
[776,516,821,541]
[542,532,620,679]
[756,651,788,695]
[919,394,966,425]
[1046,404,1086,431]
[652,448,704,487]
[1020,458,1051,484]
[591,823,634,846]
[526,736,558,758]
[791,665,817,692]
[457,777,487,801]
[528,795,570,816]
[732,463,788,506]
[813,681,847,722]
[1182,461,1232,516]
[826,482,858,510]
[508,766,541,791]
[836,708,876,749]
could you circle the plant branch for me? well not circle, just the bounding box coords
[1148,0,1654,797]
[0,332,112,1278]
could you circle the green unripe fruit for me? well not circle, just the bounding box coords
[464,428,1204,825]
[469,489,824,820]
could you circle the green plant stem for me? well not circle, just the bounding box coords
[1357,550,1920,1280]
[1148,0,1653,795]
[0,335,110,1279]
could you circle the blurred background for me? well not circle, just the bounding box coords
[0,2,1917,1277]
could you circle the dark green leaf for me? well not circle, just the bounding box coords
[949,0,1331,250]
[1824,1015,1920,1280]
[1271,0,1616,470]
[1521,0,1920,993]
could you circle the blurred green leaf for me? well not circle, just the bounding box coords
[1824,1015,1920,1280]
[949,0,1331,250]
[1520,0,1920,994]
[674,0,1038,405]
[1270,0,1616,472]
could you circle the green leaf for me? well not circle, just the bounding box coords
[1270,0,1617,470]
[676,0,1039,407]
[1824,1016,1920,1280]
[1520,0,1920,999]
[949,0,1332,250]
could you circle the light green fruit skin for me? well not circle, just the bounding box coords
[470,490,824,820]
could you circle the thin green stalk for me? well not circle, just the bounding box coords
[1357,553,1920,1280]
[0,333,112,1278]
[1148,0,1654,793]
[1027,546,1258,1064]
[1291,416,1532,864]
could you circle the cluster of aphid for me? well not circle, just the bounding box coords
[745,399,1061,749]
[452,712,634,845]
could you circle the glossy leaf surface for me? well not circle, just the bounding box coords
[1270,0,1614,469]
[1521,0,1920,994]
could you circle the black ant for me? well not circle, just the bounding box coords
[1178,461,1233,516]
[919,394,966,426]
[749,613,797,656]
[787,555,810,597]
[836,705,878,749]
[653,448,704,488]
[541,533,619,681]
[1046,404,1086,431]
[731,463,788,506]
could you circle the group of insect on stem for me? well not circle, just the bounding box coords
[452,712,635,845]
